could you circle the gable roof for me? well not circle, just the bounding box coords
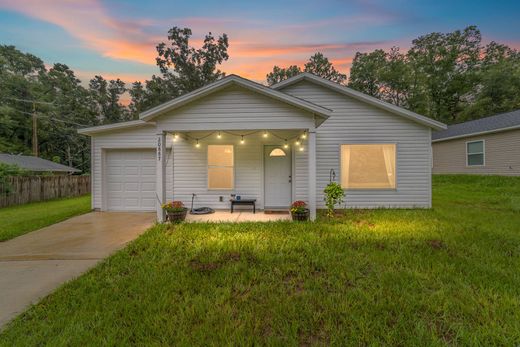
[271,72,446,130]
[0,154,80,173]
[139,74,332,122]
[77,120,154,135]
[432,109,520,142]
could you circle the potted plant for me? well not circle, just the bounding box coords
[162,201,188,223]
[290,200,310,221]
[324,182,345,218]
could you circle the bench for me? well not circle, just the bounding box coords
[230,199,256,213]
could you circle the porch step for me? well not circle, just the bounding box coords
[264,210,289,214]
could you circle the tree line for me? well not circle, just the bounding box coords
[1,25,519,173]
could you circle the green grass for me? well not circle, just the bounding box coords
[0,195,91,242]
[1,176,520,345]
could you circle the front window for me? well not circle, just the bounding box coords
[341,144,396,189]
[207,145,234,189]
[467,140,484,166]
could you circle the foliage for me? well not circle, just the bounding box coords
[266,52,346,85]
[2,176,519,345]
[348,26,520,124]
[323,181,345,217]
[290,200,307,214]
[0,195,91,241]
[0,163,28,194]
[162,200,185,212]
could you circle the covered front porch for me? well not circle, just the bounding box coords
[155,128,317,222]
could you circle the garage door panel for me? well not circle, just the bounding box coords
[105,149,157,211]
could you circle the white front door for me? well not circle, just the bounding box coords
[264,145,292,208]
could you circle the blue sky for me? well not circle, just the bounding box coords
[1,0,519,87]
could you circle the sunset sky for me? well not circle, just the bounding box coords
[1,0,519,86]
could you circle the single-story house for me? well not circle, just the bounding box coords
[432,110,520,176]
[0,153,80,174]
[78,73,446,221]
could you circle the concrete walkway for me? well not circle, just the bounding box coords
[0,212,155,329]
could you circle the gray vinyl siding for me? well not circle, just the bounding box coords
[155,85,314,131]
[432,129,520,176]
[90,125,173,210]
[281,80,432,208]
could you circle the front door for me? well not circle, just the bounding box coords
[264,145,292,209]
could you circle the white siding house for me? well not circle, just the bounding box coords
[79,73,446,221]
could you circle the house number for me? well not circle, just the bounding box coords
[157,137,162,161]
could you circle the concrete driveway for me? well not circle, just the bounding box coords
[0,212,155,329]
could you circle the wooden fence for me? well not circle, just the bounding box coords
[0,176,90,208]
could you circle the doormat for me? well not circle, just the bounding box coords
[264,210,290,214]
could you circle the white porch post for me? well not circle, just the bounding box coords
[308,129,317,221]
[156,132,166,222]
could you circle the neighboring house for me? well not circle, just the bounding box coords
[432,110,520,176]
[0,153,80,175]
[78,73,445,221]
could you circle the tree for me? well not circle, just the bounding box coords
[128,74,179,117]
[156,27,229,94]
[89,75,128,124]
[266,52,346,86]
[348,50,387,98]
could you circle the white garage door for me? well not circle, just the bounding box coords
[105,149,156,211]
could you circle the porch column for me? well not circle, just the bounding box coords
[308,129,317,221]
[156,132,166,222]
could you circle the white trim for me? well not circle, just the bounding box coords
[432,124,520,143]
[78,120,155,135]
[272,72,447,131]
[466,139,485,167]
[308,129,317,220]
[139,74,332,122]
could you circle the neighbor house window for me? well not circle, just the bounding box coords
[208,145,234,189]
[467,140,484,166]
[341,144,396,189]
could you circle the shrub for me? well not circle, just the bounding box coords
[323,182,345,217]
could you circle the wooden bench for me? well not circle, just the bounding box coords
[230,199,256,213]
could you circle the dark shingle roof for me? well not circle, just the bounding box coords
[432,109,520,141]
[0,154,80,173]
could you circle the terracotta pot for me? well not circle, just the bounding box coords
[291,208,310,221]
[166,208,188,223]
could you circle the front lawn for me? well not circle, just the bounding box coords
[1,176,519,345]
[0,195,91,242]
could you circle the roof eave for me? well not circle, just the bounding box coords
[272,73,447,131]
[77,120,155,136]
[432,124,520,142]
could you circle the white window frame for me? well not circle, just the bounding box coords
[207,144,235,190]
[466,140,485,167]
[339,143,397,190]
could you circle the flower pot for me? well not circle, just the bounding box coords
[166,208,188,223]
[291,208,310,221]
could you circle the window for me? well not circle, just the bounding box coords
[269,148,286,157]
[467,140,484,166]
[208,145,234,189]
[341,144,396,189]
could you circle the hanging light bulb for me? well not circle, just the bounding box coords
[173,133,179,141]
[217,131,222,139]
[263,131,268,138]
[240,135,245,144]
[299,146,304,152]
[301,131,307,139]
[283,139,289,149]
[295,137,301,146]
[195,139,200,148]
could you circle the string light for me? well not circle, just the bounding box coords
[195,139,200,148]
[240,135,245,144]
[263,131,268,138]
[283,139,289,149]
[217,131,222,139]
[173,133,179,142]
[295,137,301,146]
[299,146,304,151]
[301,131,307,139]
